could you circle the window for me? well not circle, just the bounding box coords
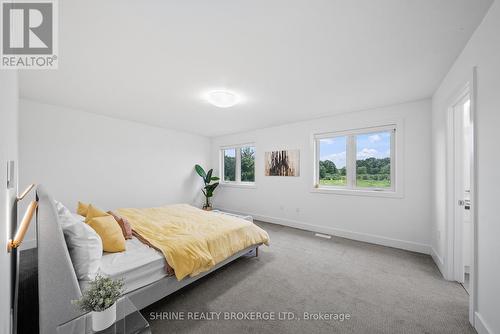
[355,131,392,188]
[314,125,395,192]
[223,148,236,181]
[319,136,347,186]
[240,146,256,182]
[221,144,256,184]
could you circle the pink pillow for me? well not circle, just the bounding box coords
[107,211,133,239]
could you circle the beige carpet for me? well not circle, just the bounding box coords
[142,221,474,334]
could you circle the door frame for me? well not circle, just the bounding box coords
[445,67,477,325]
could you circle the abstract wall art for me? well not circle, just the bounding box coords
[265,149,300,176]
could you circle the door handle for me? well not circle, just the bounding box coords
[459,199,471,210]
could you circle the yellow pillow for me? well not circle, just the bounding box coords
[76,201,89,217]
[85,204,109,223]
[87,216,126,252]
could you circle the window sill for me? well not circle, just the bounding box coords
[220,182,256,189]
[310,187,403,198]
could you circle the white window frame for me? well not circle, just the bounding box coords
[312,124,402,198]
[220,143,256,188]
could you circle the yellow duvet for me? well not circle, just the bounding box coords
[116,204,270,280]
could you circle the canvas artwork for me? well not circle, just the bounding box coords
[265,150,300,176]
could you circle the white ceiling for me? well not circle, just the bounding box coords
[19,0,492,137]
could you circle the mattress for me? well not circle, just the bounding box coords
[80,237,168,293]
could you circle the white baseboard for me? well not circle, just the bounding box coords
[431,247,447,278]
[474,312,492,334]
[19,238,36,250]
[217,207,431,254]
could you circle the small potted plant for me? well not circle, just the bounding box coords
[74,275,124,331]
[195,164,219,210]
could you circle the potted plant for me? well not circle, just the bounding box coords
[195,164,220,210]
[74,275,124,331]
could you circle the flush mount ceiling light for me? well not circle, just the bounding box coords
[206,90,240,108]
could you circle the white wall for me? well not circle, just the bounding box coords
[211,99,432,253]
[432,1,500,333]
[19,99,211,246]
[0,72,18,333]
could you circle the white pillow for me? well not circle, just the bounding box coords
[54,200,103,280]
[71,213,85,223]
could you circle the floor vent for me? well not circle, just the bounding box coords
[314,233,332,239]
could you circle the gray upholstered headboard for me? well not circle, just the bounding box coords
[37,185,84,334]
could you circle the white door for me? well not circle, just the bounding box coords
[461,99,473,285]
[452,93,473,285]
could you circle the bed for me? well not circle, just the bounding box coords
[36,185,267,334]
[79,237,168,294]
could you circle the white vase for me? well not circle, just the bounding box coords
[91,302,116,331]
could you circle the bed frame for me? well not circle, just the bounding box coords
[36,185,260,334]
